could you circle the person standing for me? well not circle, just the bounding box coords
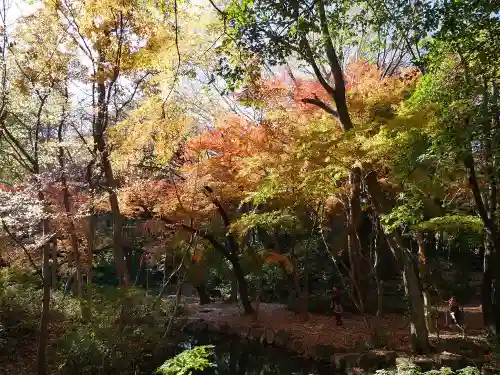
[331,286,343,325]
[333,301,343,326]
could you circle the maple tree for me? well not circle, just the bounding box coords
[0,0,499,373]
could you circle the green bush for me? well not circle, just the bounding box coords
[0,268,180,374]
[0,268,41,355]
[155,345,215,375]
[56,286,175,375]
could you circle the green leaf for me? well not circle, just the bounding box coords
[155,345,215,375]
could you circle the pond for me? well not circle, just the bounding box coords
[166,334,337,375]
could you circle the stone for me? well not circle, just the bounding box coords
[249,327,265,341]
[412,356,436,372]
[273,330,292,347]
[438,351,465,370]
[482,365,500,375]
[242,327,251,340]
[290,339,304,353]
[313,344,335,362]
[359,350,397,370]
[354,339,372,353]
[335,353,360,371]
[262,328,275,345]
[395,357,412,368]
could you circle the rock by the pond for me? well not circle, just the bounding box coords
[354,339,372,353]
[358,350,397,370]
[395,357,412,368]
[249,327,265,341]
[335,353,360,371]
[396,356,435,371]
[438,351,465,370]
[242,327,252,340]
[482,365,500,375]
[412,356,436,371]
[289,339,304,353]
[260,328,275,345]
[313,344,335,362]
[273,330,292,348]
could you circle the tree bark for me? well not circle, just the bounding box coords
[229,274,238,302]
[464,153,500,336]
[195,283,210,305]
[50,238,57,289]
[416,232,434,334]
[347,167,366,312]
[373,219,384,316]
[229,255,254,314]
[94,58,130,286]
[365,171,430,353]
[58,108,86,318]
[37,194,51,375]
[37,238,51,375]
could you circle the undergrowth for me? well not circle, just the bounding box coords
[0,267,180,375]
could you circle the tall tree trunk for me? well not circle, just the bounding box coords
[482,239,494,333]
[373,218,384,316]
[94,56,129,286]
[229,274,238,302]
[387,233,430,353]
[58,105,86,318]
[50,238,57,289]
[464,153,500,335]
[195,283,210,305]
[416,232,434,334]
[347,168,367,312]
[365,171,430,353]
[229,256,254,314]
[37,194,51,375]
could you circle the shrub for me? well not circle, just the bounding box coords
[155,345,215,375]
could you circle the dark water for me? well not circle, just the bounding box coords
[169,334,336,375]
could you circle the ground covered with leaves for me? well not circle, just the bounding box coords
[188,302,489,358]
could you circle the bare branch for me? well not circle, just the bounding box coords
[301,96,339,118]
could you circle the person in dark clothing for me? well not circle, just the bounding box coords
[333,302,343,326]
[448,297,465,334]
[331,286,343,325]
[332,286,340,304]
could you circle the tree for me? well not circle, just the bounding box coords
[214,0,431,351]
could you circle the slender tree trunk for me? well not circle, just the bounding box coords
[416,233,434,334]
[50,238,57,289]
[482,239,494,333]
[85,213,95,319]
[464,153,500,336]
[134,254,145,286]
[299,246,309,321]
[387,233,430,353]
[365,171,430,353]
[348,168,366,309]
[229,274,238,302]
[37,194,51,375]
[373,222,384,316]
[94,56,129,286]
[195,283,210,305]
[38,240,51,375]
[229,256,254,314]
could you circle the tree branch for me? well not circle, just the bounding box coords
[1,219,44,282]
[301,96,339,118]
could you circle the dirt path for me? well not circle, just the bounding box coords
[186,302,489,356]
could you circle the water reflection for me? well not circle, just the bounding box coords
[174,335,335,375]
